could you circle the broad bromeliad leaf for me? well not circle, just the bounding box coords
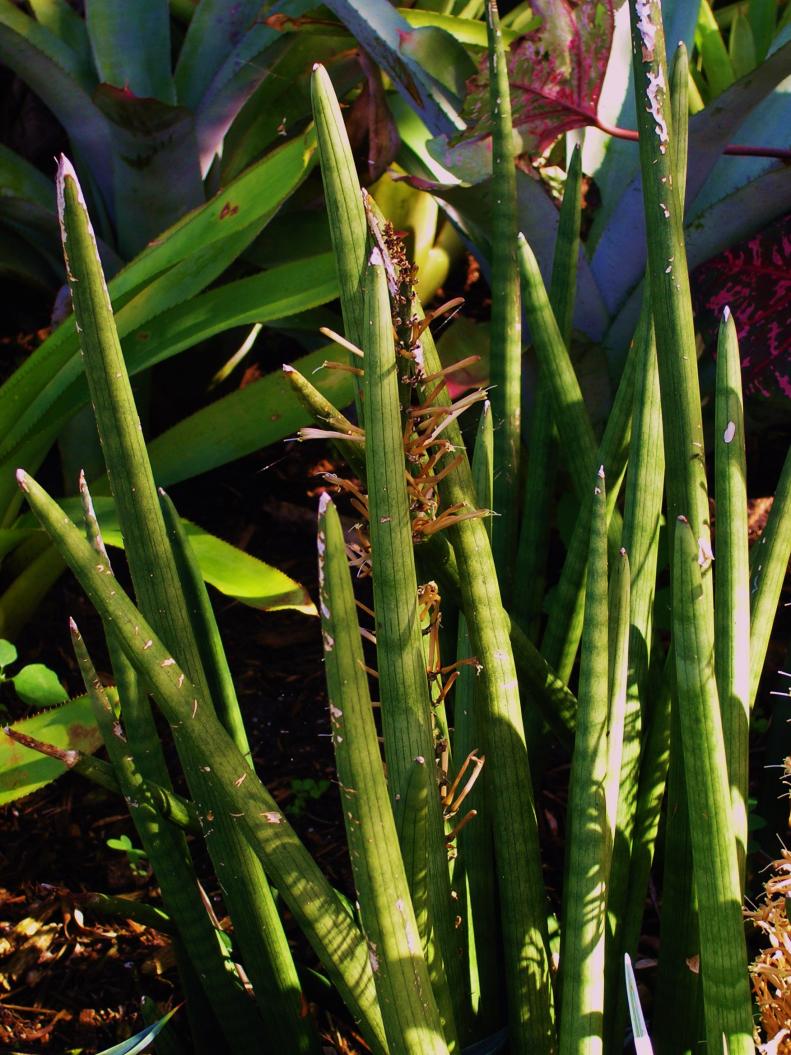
[14,497,317,616]
[693,213,791,412]
[459,0,614,157]
[0,694,104,804]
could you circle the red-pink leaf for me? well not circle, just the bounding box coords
[460,0,614,156]
[693,214,791,406]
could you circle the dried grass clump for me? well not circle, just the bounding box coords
[748,847,791,1053]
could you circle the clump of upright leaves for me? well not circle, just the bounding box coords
[460,0,615,156]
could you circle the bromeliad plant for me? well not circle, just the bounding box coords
[5,2,791,1054]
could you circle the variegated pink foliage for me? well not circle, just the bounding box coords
[693,214,791,406]
[460,0,614,155]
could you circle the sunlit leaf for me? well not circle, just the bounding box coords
[12,664,69,708]
[0,695,104,804]
[0,639,17,669]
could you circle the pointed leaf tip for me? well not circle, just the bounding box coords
[282,364,294,374]
[57,154,77,181]
[15,469,28,492]
[318,492,333,516]
[597,464,605,478]
[55,155,87,224]
[722,305,731,322]
[68,617,79,635]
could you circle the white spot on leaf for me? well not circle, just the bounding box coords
[697,536,714,568]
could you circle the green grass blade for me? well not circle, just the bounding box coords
[749,447,791,708]
[486,0,521,583]
[558,467,609,1055]
[362,256,460,1047]
[548,145,582,350]
[728,10,756,80]
[713,308,750,884]
[672,517,753,1054]
[16,467,389,1055]
[92,1003,181,1055]
[319,493,449,1055]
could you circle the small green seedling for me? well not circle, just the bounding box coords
[287,777,331,817]
[0,639,68,711]
[107,835,149,879]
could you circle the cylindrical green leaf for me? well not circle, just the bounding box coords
[486,0,521,582]
[415,327,556,1054]
[539,309,642,682]
[604,312,663,1049]
[362,256,460,1047]
[319,493,449,1055]
[158,489,313,1047]
[605,548,630,852]
[672,516,753,1055]
[627,2,712,564]
[453,402,501,1037]
[514,145,581,636]
[311,62,367,419]
[16,467,389,1055]
[57,155,318,1052]
[714,307,750,883]
[559,467,609,1055]
[518,233,596,506]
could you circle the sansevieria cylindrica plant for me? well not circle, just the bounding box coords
[7,1,791,1052]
